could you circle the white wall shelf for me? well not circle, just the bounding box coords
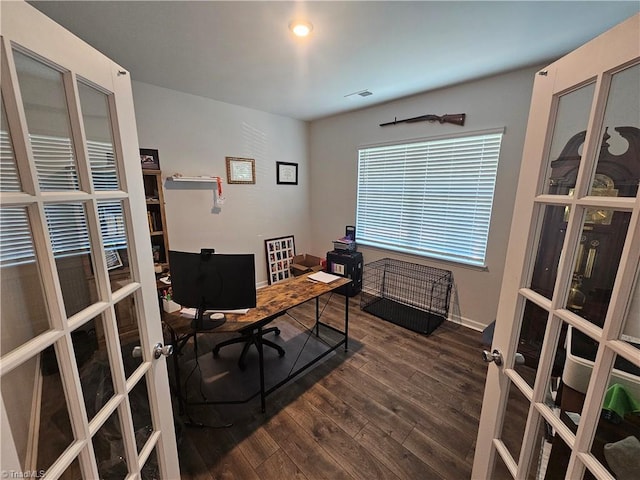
[168,175,219,183]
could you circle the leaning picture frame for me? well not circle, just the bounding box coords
[105,249,123,270]
[264,235,295,285]
[140,148,160,170]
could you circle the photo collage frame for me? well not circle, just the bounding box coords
[265,235,295,285]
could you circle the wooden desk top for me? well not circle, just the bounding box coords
[163,273,350,336]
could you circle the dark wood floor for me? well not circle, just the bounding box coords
[174,292,489,480]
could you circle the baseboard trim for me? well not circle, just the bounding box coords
[447,315,486,332]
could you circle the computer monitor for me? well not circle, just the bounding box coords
[168,249,257,330]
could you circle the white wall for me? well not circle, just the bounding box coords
[132,82,310,285]
[308,66,542,330]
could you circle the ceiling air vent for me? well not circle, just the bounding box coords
[345,89,373,98]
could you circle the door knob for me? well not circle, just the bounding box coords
[482,349,503,366]
[132,344,174,359]
[153,342,173,359]
[481,350,525,367]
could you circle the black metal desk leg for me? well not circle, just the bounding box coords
[344,291,349,351]
[257,326,266,412]
[315,297,320,336]
[169,329,185,415]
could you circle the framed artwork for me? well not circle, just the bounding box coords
[105,250,123,270]
[264,235,295,285]
[226,157,256,184]
[140,148,160,170]
[276,161,298,185]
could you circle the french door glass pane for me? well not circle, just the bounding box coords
[0,206,50,357]
[12,50,80,192]
[518,300,550,382]
[516,302,564,392]
[565,210,631,326]
[501,382,529,465]
[141,446,160,480]
[493,450,513,480]
[130,375,153,453]
[528,205,569,299]
[543,83,596,195]
[591,63,640,198]
[591,351,640,478]
[544,428,573,479]
[0,96,21,192]
[1,348,74,475]
[77,315,115,423]
[77,82,120,191]
[44,202,98,317]
[115,293,143,377]
[524,415,549,480]
[61,457,82,480]
[621,266,640,345]
[561,324,595,419]
[98,200,132,288]
[93,408,129,478]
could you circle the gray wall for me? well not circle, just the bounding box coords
[132,82,311,286]
[133,65,541,329]
[308,66,541,330]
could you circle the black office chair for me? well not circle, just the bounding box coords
[212,314,285,370]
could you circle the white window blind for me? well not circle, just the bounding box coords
[356,130,503,267]
[44,203,91,258]
[0,130,21,192]
[31,133,80,191]
[0,207,36,267]
[0,134,125,267]
[88,140,118,191]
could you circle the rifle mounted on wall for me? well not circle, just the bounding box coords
[380,113,466,127]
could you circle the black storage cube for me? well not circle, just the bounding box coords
[326,251,363,297]
[360,258,452,335]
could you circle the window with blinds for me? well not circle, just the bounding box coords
[356,130,503,267]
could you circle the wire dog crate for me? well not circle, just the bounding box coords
[360,258,453,335]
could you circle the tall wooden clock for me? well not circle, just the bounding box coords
[519,126,640,371]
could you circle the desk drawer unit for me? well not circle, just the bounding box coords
[326,251,363,297]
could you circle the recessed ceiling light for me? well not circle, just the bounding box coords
[289,20,313,37]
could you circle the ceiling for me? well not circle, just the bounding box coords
[28,1,639,122]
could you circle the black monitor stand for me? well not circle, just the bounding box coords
[192,305,226,331]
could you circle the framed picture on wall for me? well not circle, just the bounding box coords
[226,157,256,184]
[276,161,298,185]
[140,148,160,170]
[264,235,295,285]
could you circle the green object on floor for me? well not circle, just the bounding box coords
[602,384,640,420]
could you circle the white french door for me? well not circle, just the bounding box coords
[1,2,180,479]
[473,14,639,480]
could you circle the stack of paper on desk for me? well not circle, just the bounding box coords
[308,271,342,283]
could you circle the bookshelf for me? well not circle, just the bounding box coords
[142,170,170,267]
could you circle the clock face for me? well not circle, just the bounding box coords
[591,173,615,190]
[563,174,618,225]
[585,174,617,225]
